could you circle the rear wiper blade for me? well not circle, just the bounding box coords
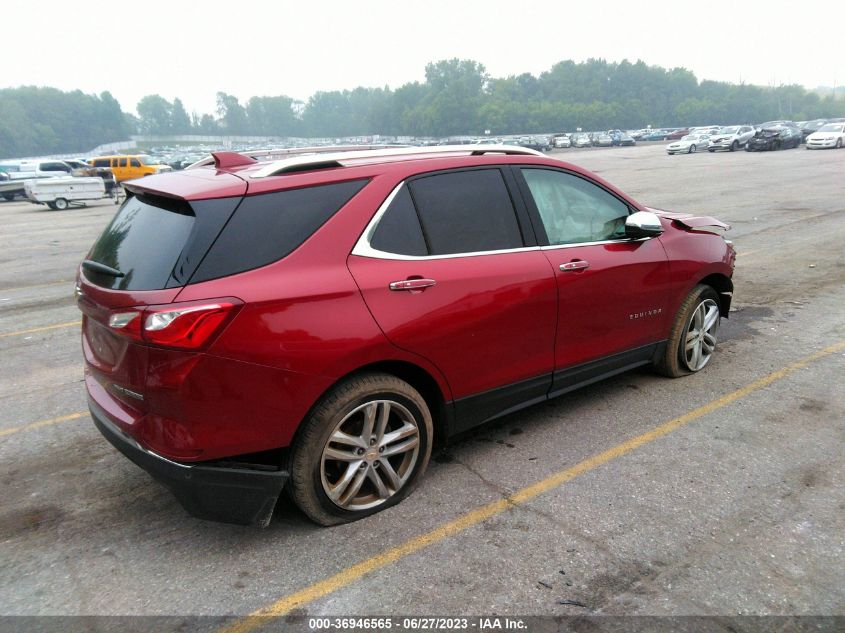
[82,260,125,278]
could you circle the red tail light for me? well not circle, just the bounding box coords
[107,299,242,350]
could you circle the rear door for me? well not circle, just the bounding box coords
[348,168,558,432]
[514,167,672,394]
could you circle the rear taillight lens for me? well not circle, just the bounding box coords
[107,298,242,350]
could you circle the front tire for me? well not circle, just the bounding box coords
[836,139,842,149]
[730,141,738,151]
[654,285,721,378]
[289,372,433,526]
[689,145,697,153]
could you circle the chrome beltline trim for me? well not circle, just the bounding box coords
[351,183,652,261]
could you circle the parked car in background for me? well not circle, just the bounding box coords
[666,129,691,140]
[805,122,845,149]
[88,155,172,182]
[591,132,613,147]
[666,133,711,154]
[77,145,734,527]
[799,119,829,142]
[707,125,756,152]
[641,129,670,141]
[571,133,593,148]
[608,130,636,146]
[515,137,551,152]
[553,134,571,148]
[746,126,802,151]
[1,159,74,178]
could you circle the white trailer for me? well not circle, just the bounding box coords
[24,177,110,210]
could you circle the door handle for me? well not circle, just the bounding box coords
[559,260,590,272]
[389,278,437,291]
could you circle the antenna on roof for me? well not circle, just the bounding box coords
[211,151,257,169]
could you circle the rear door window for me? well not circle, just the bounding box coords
[191,179,368,283]
[408,169,523,255]
[369,185,428,256]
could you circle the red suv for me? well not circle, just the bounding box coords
[77,146,735,527]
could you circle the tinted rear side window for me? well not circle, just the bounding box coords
[370,185,428,256]
[85,194,195,290]
[192,179,368,283]
[408,169,523,255]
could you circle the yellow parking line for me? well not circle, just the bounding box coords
[219,339,845,633]
[0,412,86,439]
[0,320,81,339]
[0,279,74,293]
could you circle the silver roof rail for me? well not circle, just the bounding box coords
[248,145,545,178]
[185,145,411,170]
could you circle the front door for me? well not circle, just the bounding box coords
[514,167,672,394]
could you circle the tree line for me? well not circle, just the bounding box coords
[2,58,844,157]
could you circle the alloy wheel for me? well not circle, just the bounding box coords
[682,299,719,371]
[320,400,420,511]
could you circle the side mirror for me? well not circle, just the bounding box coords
[626,211,664,239]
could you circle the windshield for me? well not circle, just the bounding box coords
[817,123,843,133]
[138,156,160,165]
[680,135,694,141]
[718,127,739,134]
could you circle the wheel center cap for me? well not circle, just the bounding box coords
[365,449,378,461]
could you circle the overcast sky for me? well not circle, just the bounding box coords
[5,0,843,115]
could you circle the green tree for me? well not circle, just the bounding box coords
[137,95,173,134]
[216,92,248,135]
[171,98,192,134]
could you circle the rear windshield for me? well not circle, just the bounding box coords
[85,194,196,290]
[85,179,368,290]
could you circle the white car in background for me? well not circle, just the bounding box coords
[666,133,711,154]
[806,122,845,149]
[707,125,756,152]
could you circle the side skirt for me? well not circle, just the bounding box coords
[446,342,664,438]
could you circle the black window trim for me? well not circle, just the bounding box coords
[509,165,640,250]
[352,166,539,261]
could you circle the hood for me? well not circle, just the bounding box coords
[646,207,731,235]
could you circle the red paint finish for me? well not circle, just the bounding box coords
[542,237,672,369]
[79,151,734,467]
[348,250,557,399]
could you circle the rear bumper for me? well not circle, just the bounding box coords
[89,398,289,527]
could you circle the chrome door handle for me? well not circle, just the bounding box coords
[389,278,437,291]
[560,260,590,272]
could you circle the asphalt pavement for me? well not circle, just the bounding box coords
[1,144,843,629]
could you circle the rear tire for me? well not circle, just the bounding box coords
[54,197,69,210]
[654,285,721,378]
[289,372,433,526]
[2,193,14,201]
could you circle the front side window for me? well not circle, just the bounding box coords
[407,169,523,255]
[521,168,630,246]
[130,158,141,167]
